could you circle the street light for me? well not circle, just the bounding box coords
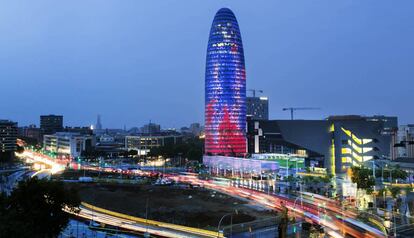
[217,212,236,238]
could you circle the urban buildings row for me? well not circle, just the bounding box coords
[12,114,196,159]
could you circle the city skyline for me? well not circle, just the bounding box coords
[1,1,413,128]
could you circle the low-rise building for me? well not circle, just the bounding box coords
[43,132,93,158]
[247,115,398,175]
[247,96,269,120]
[125,134,182,156]
[18,124,42,143]
[203,153,304,178]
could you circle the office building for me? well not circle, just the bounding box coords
[125,134,183,156]
[43,132,93,158]
[247,96,269,120]
[140,123,161,134]
[19,124,42,143]
[247,115,397,175]
[181,123,203,137]
[190,123,202,137]
[62,126,93,135]
[40,115,63,135]
[396,124,414,158]
[205,8,246,156]
[0,120,18,161]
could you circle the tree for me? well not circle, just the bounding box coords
[391,166,408,181]
[376,165,408,182]
[16,145,24,154]
[147,137,203,162]
[350,166,375,190]
[390,186,401,199]
[128,149,138,157]
[0,178,80,238]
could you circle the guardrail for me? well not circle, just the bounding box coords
[81,202,223,238]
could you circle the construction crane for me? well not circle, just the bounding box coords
[248,89,263,97]
[282,107,321,120]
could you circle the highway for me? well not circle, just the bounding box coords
[65,204,222,238]
[170,174,387,238]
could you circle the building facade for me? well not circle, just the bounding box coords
[40,115,63,135]
[140,123,161,134]
[62,126,93,135]
[43,132,93,158]
[247,96,269,120]
[0,120,18,161]
[247,115,397,175]
[397,124,414,158]
[19,124,42,143]
[125,134,183,156]
[205,8,246,157]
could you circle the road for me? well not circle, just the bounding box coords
[21,150,394,238]
[170,174,386,238]
[66,205,221,238]
[0,168,31,195]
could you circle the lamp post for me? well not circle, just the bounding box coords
[293,195,303,235]
[217,213,233,238]
[370,159,377,208]
[286,158,289,178]
[293,195,303,216]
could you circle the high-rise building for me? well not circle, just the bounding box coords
[0,120,18,161]
[93,114,104,135]
[247,96,269,120]
[205,8,246,157]
[40,115,63,135]
[96,115,102,130]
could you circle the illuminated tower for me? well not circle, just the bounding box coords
[205,8,246,156]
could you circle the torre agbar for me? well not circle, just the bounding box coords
[205,8,247,157]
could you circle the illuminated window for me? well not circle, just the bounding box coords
[341,148,351,154]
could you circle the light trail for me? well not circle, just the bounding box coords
[65,205,222,238]
[21,150,386,238]
[169,174,386,238]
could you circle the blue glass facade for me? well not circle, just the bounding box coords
[205,8,246,156]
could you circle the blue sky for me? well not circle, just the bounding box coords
[0,0,413,128]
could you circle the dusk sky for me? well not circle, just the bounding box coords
[1,1,413,129]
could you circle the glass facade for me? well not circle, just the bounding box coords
[205,8,246,156]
